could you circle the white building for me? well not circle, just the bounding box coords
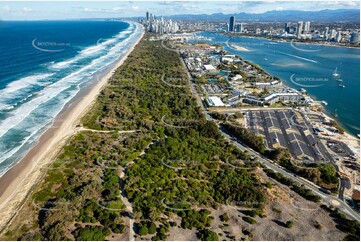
[203,64,216,71]
[206,96,226,107]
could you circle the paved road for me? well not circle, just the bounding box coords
[176,48,360,222]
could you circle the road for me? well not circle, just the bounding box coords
[220,127,360,221]
[174,46,360,222]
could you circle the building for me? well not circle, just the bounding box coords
[263,93,302,105]
[203,64,216,71]
[304,21,311,33]
[297,21,303,38]
[336,31,342,42]
[330,29,337,40]
[285,22,291,33]
[242,96,263,106]
[256,28,261,35]
[144,11,179,34]
[206,96,226,107]
[324,27,329,40]
[350,32,360,44]
[250,80,282,90]
[229,16,235,32]
[236,23,243,33]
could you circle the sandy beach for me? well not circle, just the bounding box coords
[230,44,251,51]
[0,25,144,233]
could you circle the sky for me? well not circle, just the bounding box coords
[0,0,359,20]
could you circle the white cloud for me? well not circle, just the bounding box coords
[82,7,125,13]
[22,7,32,13]
[1,5,11,12]
[131,6,140,10]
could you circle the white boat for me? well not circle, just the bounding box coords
[320,101,328,105]
[333,67,340,77]
[300,88,307,93]
[338,80,345,88]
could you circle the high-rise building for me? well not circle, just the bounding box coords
[255,28,261,35]
[350,32,360,44]
[236,23,243,33]
[330,29,337,40]
[146,11,149,21]
[229,16,235,32]
[297,21,303,38]
[143,11,179,34]
[336,31,342,42]
[304,21,310,33]
[324,27,329,40]
[284,22,291,33]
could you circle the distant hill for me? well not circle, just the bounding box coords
[167,9,360,23]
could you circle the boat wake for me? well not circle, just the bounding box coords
[279,51,318,64]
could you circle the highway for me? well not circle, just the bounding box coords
[165,41,360,222]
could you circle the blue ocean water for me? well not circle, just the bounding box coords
[193,32,360,137]
[0,20,143,176]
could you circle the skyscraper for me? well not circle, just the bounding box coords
[146,11,149,21]
[330,29,337,40]
[324,27,329,40]
[304,21,311,33]
[285,22,291,33]
[350,32,360,44]
[336,31,342,42]
[236,23,243,33]
[229,16,235,32]
[297,21,303,38]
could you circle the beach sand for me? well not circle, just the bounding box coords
[230,44,251,51]
[0,26,144,233]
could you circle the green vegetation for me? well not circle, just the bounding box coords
[73,226,110,241]
[197,229,219,241]
[222,123,266,153]
[286,220,294,228]
[4,34,266,241]
[330,120,345,134]
[279,157,338,186]
[242,216,257,224]
[219,213,230,222]
[321,205,360,240]
[264,168,321,202]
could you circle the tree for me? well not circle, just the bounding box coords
[219,213,230,222]
[286,220,294,228]
[197,229,219,241]
[148,222,157,234]
[138,226,149,236]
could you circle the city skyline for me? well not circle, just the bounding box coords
[0,0,359,20]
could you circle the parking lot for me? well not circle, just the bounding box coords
[201,84,226,94]
[245,109,331,162]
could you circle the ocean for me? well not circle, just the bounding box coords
[192,32,360,137]
[0,20,143,177]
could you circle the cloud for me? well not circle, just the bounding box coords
[131,6,140,10]
[82,7,126,13]
[1,5,11,12]
[22,7,32,13]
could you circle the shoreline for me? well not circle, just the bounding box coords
[215,33,359,138]
[223,33,360,49]
[0,23,144,233]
